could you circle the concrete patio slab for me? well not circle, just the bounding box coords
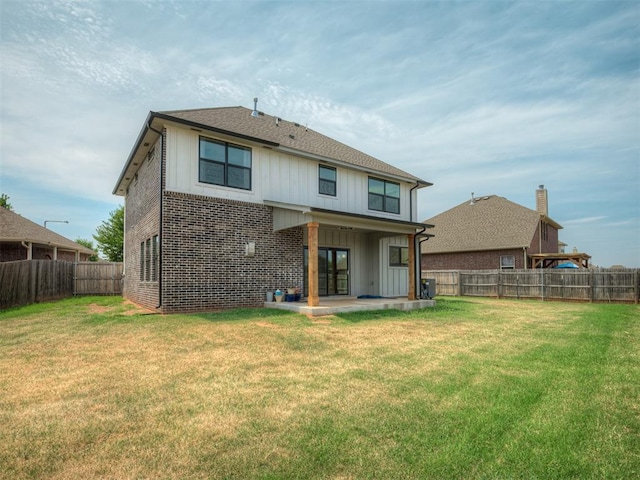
[264,296,436,316]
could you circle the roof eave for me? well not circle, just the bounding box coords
[541,215,563,230]
[275,145,430,185]
[113,111,157,195]
[1,237,94,255]
[422,245,531,254]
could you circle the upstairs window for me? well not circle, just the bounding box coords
[368,177,400,214]
[389,246,409,267]
[199,137,252,190]
[319,165,337,196]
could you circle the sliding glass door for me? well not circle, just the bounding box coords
[304,247,350,296]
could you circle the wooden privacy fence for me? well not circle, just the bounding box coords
[0,260,74,309]
[422,269,640,303]
[0,260,123,310]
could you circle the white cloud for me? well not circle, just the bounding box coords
[562,216,609,225]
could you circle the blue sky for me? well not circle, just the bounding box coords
[1,0,638,267]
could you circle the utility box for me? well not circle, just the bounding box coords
[421,278,436,299]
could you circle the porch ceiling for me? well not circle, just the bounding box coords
[266,201,433,236]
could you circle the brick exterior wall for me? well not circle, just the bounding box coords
[0,244,25,262]
[529,222,560,255]
[122,137,162,310]
[122,130,304,313]
[422,248,527,271]
[160,192,303,313]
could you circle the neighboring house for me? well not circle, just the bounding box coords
[0,208,94,262]
[113,105,433,313]
[420,186,589,270]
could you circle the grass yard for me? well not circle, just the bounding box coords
[0,296,638,479]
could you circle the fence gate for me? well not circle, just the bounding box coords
[74,262,124,295]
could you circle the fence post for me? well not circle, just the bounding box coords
[29,260,37,304]
[112,262,117,295]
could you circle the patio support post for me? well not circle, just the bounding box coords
[307,222,320,307]
[408,233,416,300]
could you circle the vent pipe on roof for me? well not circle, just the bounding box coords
[251,97,259,117]
[469,192,476,205]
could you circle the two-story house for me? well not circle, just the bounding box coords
[113,105,433,313]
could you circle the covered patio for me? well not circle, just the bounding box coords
[266,201,434,309]
[264,296,436,317]
[529,252,592,269]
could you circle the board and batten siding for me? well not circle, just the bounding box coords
[380,236,410,297]
[163,126,418,222]
[300,229,404,298]
[302,228,377,297]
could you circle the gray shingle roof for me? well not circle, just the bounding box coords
[421,195,549,254]
[158,106,428,183]
[0,207,94,254]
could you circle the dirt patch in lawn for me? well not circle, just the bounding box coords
[87,303,111,314]
[87,300,156,316]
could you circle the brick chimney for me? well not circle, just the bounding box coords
[536,185,548,216]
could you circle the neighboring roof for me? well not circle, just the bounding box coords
[420,195,563,254]
[0,207,94,255]
[114,106,431,195]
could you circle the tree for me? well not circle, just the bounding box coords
[0,193,13,210]
[93,205,124,262]
[75,238,100,262]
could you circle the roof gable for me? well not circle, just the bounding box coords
[421,195,548,254]
[115,106,432,195]
[0,207,94,255]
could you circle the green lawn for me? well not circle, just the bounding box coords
[0,296,638,479]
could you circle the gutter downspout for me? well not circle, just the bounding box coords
[147,121,164,310]
[539,217,542,255]
[409,182,420,222]
[21,241,32,260]
[523,246,528,270]
[409,182,423,299]
[414,225,427,298]
[418,234,432,298]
